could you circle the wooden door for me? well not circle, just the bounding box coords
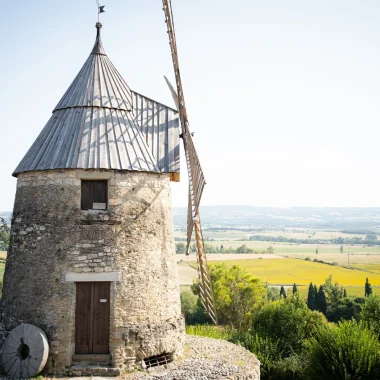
[75,282,110,354]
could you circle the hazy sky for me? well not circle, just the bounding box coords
[1,0,380,211]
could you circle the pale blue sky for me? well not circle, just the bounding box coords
[1,0,380,210]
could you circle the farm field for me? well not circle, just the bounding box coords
[177,253,282,262]
[178,261,198,285]
[204,240,380,255]
[0,252,6,281]
[282,251,380,267]
[178,261,379,297]
[184,257,380,288]
[175,228,380,242]
[197,258,380,286]
[353,264,380,274]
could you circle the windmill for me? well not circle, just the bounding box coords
[162,0,218,325]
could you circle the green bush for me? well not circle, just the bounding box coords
[251,295,327,356]
[361,295,380,337]
[305,320,380,379]
[192,263,266,329]
[271,355,306,380]
[231,330,306,380]
[266,286,280,301]
[233,332,281,378]
[326,297,365,323]
[180,289,210,325]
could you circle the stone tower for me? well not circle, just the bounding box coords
[2,23,183,374]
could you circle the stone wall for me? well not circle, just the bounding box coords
[1,169,183,374]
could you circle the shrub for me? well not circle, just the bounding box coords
[180,289,211,325]
[251,295,326,356]
[231,331,306,380]
[361,295,380,337]
[305,320,380,379]
[233,332,282,378]
[193,263,266,329]
[326,297,365,323]
[266,286,280,301]
[271,354,306,380]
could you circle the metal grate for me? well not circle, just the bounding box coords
[144,353,173,368]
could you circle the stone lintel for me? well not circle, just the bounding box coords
[76,172,113,180]
[65,272,121,282]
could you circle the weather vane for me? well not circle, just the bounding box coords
[96,0,105,22]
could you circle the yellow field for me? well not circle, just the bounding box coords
[203,258,380,287]
[0,263,4,280]
[296,285,377,298]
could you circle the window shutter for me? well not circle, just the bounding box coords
[81,181,93,210]
[93,181,107,204]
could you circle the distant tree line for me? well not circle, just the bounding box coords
[176,242,274,254]
[249,234,379,245]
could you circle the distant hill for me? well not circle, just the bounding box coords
[0,212,11,224]
[173,206,380,230]
[2,207,380,230]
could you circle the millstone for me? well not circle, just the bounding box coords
[2,324,49,379]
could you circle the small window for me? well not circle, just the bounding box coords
[81,180,108,211]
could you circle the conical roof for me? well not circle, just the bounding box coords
[13,23,163,176]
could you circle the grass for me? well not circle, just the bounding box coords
[192,258,380,287]
[186,325,232,340]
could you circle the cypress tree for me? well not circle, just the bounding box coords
[365,278,373,297]
[307,282,316,310]
[316,285,327,315]
[280,286,287,299]
[343,288,347,298]
[292,283,298,294]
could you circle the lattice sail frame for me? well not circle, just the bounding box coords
[162,0,218,324]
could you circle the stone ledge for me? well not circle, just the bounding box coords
[65,272,121,282]
[67,364,120,377]
[76,172,113,180]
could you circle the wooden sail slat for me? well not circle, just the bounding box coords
[162,0,218,324]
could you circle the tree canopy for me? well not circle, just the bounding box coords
[361,295,380,337]
[365,278,373,297]
[252,295,327,357]
[0,217,10,251]
[193,263,266,329]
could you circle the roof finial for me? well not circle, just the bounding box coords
[92,21,106,55]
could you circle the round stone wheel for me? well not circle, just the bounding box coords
[2,324,49,379]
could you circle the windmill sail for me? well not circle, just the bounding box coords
[162,0,218,325]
